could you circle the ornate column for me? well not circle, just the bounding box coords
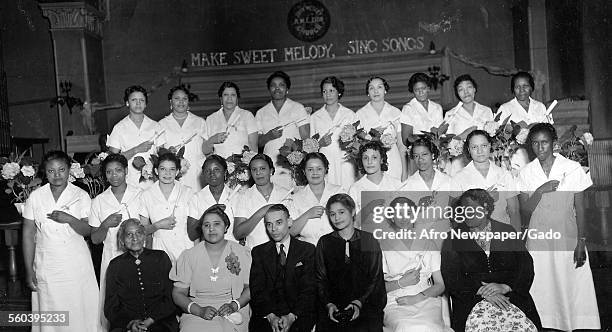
[39,1,107,150]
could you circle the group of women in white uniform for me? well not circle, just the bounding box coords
[21,70,600,332]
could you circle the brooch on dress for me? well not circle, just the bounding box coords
[134,259,141,266]
[210,267,219,282]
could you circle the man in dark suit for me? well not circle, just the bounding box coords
[249,204,316,332]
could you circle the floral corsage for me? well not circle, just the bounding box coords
[225,251,241,276]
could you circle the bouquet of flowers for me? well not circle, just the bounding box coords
[72,152,108,198]
[132,146,188,183]
[1,151,42,203]
[225,146,256,189]
[408,121,465,173]
[555,125,593,167]
[277,135,322,185]
[338,120,400,167]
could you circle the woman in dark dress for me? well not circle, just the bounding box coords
[441,189,541,332]
[315,193,386,332]
[105,219,178,332]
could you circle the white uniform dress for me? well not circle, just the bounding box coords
[400,98,444,135]
[256,98,309,188]
[23,183,99,332]
[383,246,451,332]
[357,102,404,179]
[290,182,345,245]
[234,184,293,248]
[89,185,142,332]
[107,115,164,189]
[518,153,600,330]
[443,101,493,136]
[497,97,551,124]
[310,104,358,188]
[159,112,208,191]
[188,185,239,242]
[348,173,401,212]
[451,161,518,226]
[139,181,195,263]
[206,107,258,158]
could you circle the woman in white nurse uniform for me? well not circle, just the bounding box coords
[140,153,195,263]
[187,155,238,242]
[22,151,99,332]
[90,153,143,331]
[518,123,600,331]
[290,152,345,246]
[107,85,164,189]
[159,85,209,191]
[206,82,258,158]
[451,130,522,232]
[310,76,358,188]
[357,76,407,180]
[498,71,551,125]
[443,74,493,136]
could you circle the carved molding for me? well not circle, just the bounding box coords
[40,2,105,38]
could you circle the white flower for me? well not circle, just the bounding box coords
[226,162,236,174]
[180,158,190,175]
[581,132,594,145]
[483,121,500,137]
[448,139,464,157]
[339,125,356,142]
[68,175,76,183]
[364,134,373,141]
[142,162,153,179]
[380,133,395,148]
[510,148,529,172]
[287,151,304,165]
[20,165,36,177]
[70,162,85,179]
[236,170,250,182]
[1,162,20,180]
[241,151,257,165]
[302,138,320,153]
[98,152,109,161]
[516,128,529,144]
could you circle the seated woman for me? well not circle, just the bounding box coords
[171,205,251,332]
[105,219,178,332]
[441,189,541,332]
[381,197,450,332]
[315,193,386,332]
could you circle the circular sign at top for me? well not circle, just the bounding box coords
[287,0,331,42]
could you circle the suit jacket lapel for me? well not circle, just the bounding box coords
[262,241,278,278]
[285,238,300,279]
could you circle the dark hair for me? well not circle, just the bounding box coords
[526,123,558,160]
[463,130,494,160]
[387,197,417,230]
[217,81,241,98]
[325,193,356,217]
[408,72,431,93]
[102,153,128,172]
[453,74,478,100]
[300,152,329,174]
[458,189,495,218]
[117,219,145,251]
[265,203,290,220]
[357,141,389,173]
[155,152,180,170]
[510,71,535,93]
[249,153,275,174]
[41,150,71,171]
[167,85,191,101]
[196,204,231,241]
[202,154,227,172]
[320,76,345,98]
[123,85,148,103]
[266,71,291,90]
[366,76,390,95]
[410,137,439,160]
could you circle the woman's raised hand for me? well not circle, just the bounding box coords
[399,267,421,286]
[136,141,154,154]
[306,206,325,219]
[318,133,333,147]
[46,210,76,224]
[211,132,229,144]
[154,216,177,230]
[102,213,122,228]
[536,180,560,194]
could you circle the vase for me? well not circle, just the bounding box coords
[14,202,24,216]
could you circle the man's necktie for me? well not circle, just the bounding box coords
[279,244,287,266]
